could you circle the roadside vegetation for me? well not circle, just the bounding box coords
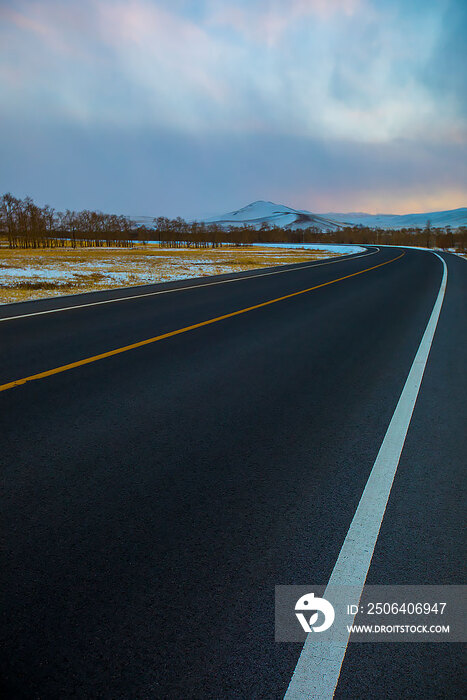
[1,192,465,304]
[2,193,466,252]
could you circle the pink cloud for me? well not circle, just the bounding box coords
[0,3,97,61]
[0,6,54,39]
[289,0,364,20]
[96,2,233,114]
[208,0,364,46]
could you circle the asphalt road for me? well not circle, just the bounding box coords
[0,247,465,699]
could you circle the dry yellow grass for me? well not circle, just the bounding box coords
[0,243,340,304]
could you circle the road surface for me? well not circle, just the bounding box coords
[1,247,465,698]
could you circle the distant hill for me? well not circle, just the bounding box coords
[204,200,342,231]
[203,200,467,231]
[323,208,467,229]
[127,201,467,231]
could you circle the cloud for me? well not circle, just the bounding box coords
[0,2,95,60]
[1,0,464,143]
[421,0,467,117]
[0,0,465,215]
[1,119,465,217]
[1,6,51,38]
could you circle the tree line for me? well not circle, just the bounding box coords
[142,216,466,251]
[0,193,135,248]
[1,193,466,251]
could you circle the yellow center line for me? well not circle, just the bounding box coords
[0,253,404,393]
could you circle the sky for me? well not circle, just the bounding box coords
[0,0,466,218]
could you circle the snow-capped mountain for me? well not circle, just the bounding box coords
[204,201,467,230]
[128,201,467,231]
[204,201,343,231]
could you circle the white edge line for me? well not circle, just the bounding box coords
[0,249,376,323]
[284,251,448,700]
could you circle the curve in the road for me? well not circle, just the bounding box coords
[284,252,448,699]
[0,252,402,393]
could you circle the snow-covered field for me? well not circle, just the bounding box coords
[0,243,357,304]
